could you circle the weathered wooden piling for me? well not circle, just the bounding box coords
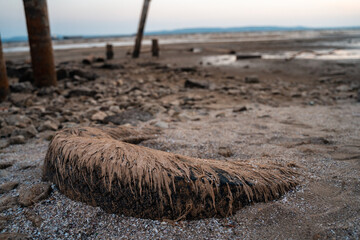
[151,39,159,57]
[132,0,151,58]
[106,44,114,60]
[23,0,57,87]
[0,36,9,102]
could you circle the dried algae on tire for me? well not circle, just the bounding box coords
[43,127,298,220]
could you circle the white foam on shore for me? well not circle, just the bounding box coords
[202,49,360,66]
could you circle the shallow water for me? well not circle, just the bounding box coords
[4,30,357,53]
[202,49,360,66]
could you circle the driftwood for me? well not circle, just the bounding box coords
[43,127,298,220]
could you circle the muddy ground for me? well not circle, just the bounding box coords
[1,30,360,239]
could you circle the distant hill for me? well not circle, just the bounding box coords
[145,26,311,35]
[2,36,28,43]
[145,26,360,35]
[3,26,360,43]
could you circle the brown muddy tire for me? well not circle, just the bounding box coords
[43,127,298,220]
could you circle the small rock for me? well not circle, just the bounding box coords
[10,107,21,113]
[10,81,34,93]
[336,85,351,92]
[37,130,55,141]
[64,81,74,89]
[218,147,233,158]
[178,67,197,73]
[0,162,13,170]
[0,195,18,211]
[103,109,154,126]
[28,106,46,114]
[82,58,92,65]
[37,86,59,96]
[94,57,105,62]
[8,135,26,145]
[0,126,16,138]
[116,79,124,86]
[0,170,10,178]
[66,87,97,98]
[9,93,34,107]
[142,103,166,115]
[19,183,52,207]
[91,111,107,121]
[109,106,122,114]
[155,121,169,129]
[38,120,58,132]
[291,93,302,98]
[18,68,34,83]
[56,68,69,80]
[318,77,331,83]
[25,210,43,228]
[184,79,209,89]
[12,125,38,139]
[216,112,226,118]
[69,68,98,81]
[0,181,19,194]
[0,139,9,149]
[272,90,281,95]
[19,163,37,170]
[5,114,32,128]
[245,76,260,84]
[233,106,247,112]
[98,63,124,70]
[84,108,100,119]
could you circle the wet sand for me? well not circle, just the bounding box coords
[1,30,360,239]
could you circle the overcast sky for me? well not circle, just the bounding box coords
[1,0,360,38]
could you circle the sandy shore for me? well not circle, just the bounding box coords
[1,30,360,239]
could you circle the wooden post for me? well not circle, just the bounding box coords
[132,0,151,58]
[106,44,114,60]
[152,39,159,57]
[23,0,57,87]
[0,36,9,102]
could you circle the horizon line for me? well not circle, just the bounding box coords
[3,25,360,42]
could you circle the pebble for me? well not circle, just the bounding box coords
[19,183,52,207]
[218,146,233,158]
[0,126,16,138]
[245,76,260,84]
[233,106,247,113]
[37,130,55,141]
[0,162,13,170]
[8,135,26,145]
[38,121,59,132]
[0,181,19,194]
[12,125,38,138]
[155,121,169,129]
[91,111,107,121]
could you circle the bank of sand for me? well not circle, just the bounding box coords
[1,30,360,239]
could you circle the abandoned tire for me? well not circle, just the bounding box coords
[43,127,298,220]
